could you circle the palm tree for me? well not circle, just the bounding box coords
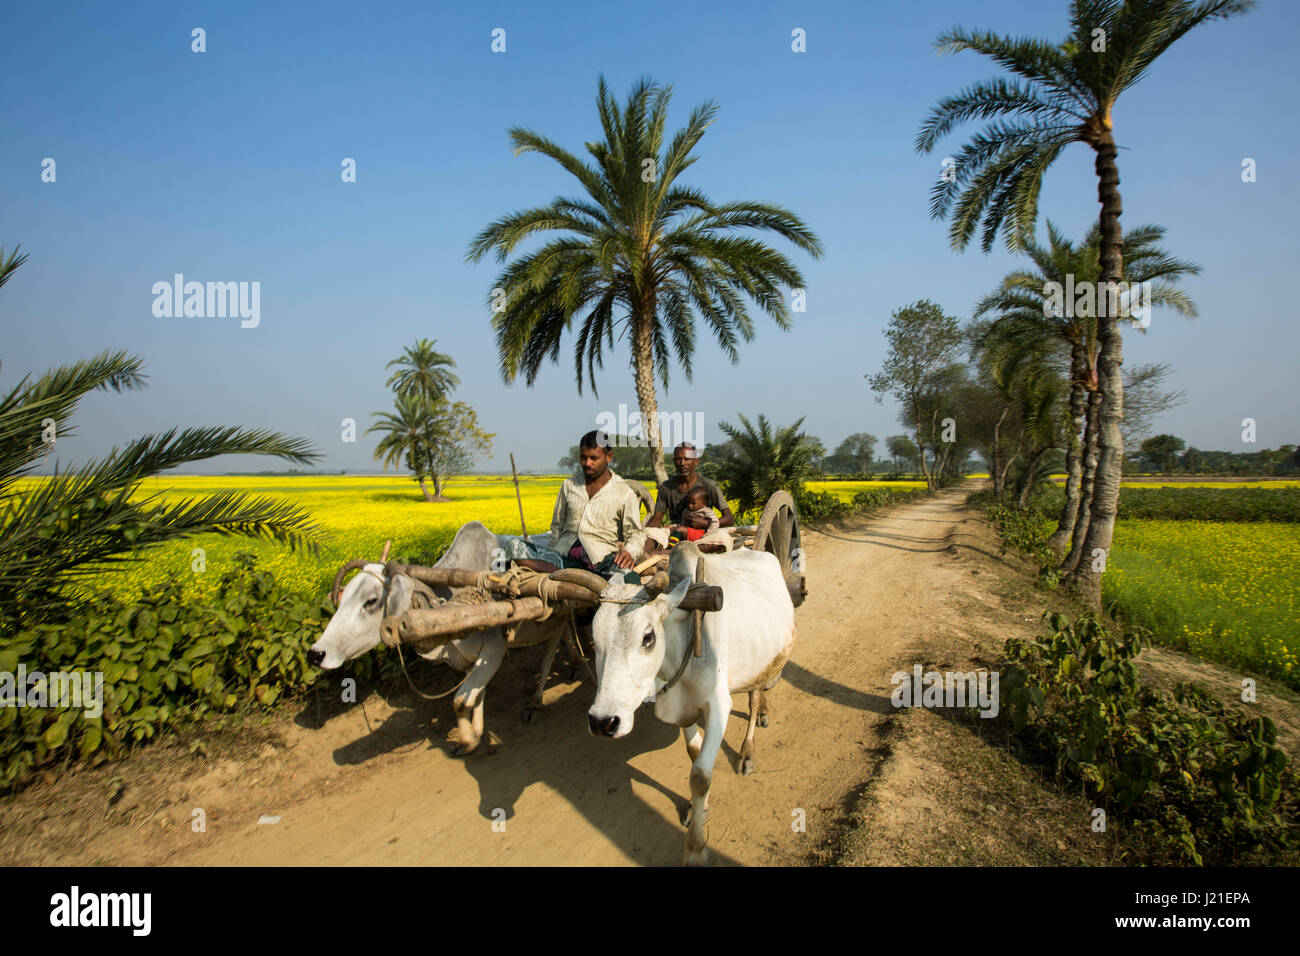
[973,221,1199,555]
[466,76,823,484]
[368,390,444,501]
[715,413,818,518]
[916,0,1254,604]
[1,348,321,625]
[385,338,460,403]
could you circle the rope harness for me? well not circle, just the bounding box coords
[333,544,702,702]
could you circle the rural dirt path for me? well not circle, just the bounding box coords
[12,483,1003,866]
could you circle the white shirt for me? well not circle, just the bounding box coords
[549,469,646,564]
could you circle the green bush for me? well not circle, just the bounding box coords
[999,612,1299,865]
[0,551,349,790]
[1119,487,1300,522]
[793,488,850,520]
[978,493,1060,587]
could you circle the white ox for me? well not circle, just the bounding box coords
[308,522,574,755]
[587,543,796,865]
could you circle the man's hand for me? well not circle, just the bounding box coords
[684,511,711,530]
[613,548,634,569]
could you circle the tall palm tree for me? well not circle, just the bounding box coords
[385,338,460,403]
[715,413,818,518]
[467,76,823,484]
[916,0,1254,604]
[973,221,1199,555]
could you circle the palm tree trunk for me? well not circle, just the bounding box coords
[1048,344,1088,555]
[1068,130,1125,604]
[999,433,1022,497]
[1017,447,1047,510]
[990,406,1008,498]
[418,476,435,502]
[630,304,668,486]
[1063,387,1101,572]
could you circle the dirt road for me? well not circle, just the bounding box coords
[11,483,1000,866]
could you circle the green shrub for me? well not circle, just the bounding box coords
[999,612,1299,865]
[0,551,355,790]
[1119,487,1300,522]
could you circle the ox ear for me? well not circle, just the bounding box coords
[653,576,692,618]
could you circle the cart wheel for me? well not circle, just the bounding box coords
[629,480,655,520]
[753,491,806,607]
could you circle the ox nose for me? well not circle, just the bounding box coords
[307,648,325,667]
[588,713,620,737]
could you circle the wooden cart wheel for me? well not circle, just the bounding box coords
[629,480,655,520]
[753,490,806,607]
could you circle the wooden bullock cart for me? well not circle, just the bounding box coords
[363,488,806,654]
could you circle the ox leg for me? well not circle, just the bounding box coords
[523,632,563,724]
[758,647,791,727]
[449,636,505,756]
[683,696,726,866]
[738,688,765,775]
[679,723,705,825]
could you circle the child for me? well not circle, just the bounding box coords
[670,486,720,543]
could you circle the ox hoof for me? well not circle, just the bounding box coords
[682,845,709,867]
[679,803,692,827]
[522,705,542,725]
[757,713,769,728]
[739,756,756,776]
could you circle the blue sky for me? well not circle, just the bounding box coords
[3,0,1296,474]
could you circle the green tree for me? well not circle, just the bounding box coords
[715,414,818,518]
[467,75,823,485]
[973,222,1198,552]
[868,300,964,491]
[385,338,460,403]
[916,0,1255,603]
[886,434,919,475]
[1140,433,1186,474]
[834,433,878,475]
[368,394,493,501]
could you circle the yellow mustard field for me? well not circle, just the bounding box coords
[1105,520,1300,683]
[804,479,927,501]
[14,474,659,602]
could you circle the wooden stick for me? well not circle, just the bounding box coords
[509,452,528,538]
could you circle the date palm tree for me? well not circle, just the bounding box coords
[973,221,1199,556]
[916,0,1254,604]
[467,75,823,484]
[385,338,460,403]
[715,413,818,518]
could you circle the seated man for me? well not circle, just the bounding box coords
[499,429,645,579]
[646,441,734,553]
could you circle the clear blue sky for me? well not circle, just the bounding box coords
[3,0,1296,474]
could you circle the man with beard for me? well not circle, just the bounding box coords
[503,429,644,577]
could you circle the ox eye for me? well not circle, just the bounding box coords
[641,630,655,649]
[363,597,381,613]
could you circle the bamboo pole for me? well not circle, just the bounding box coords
[510,452,528,538]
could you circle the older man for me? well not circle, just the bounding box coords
[647,442,735,532]
[501,429,645,576]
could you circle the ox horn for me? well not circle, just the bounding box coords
[330,558,369,606]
